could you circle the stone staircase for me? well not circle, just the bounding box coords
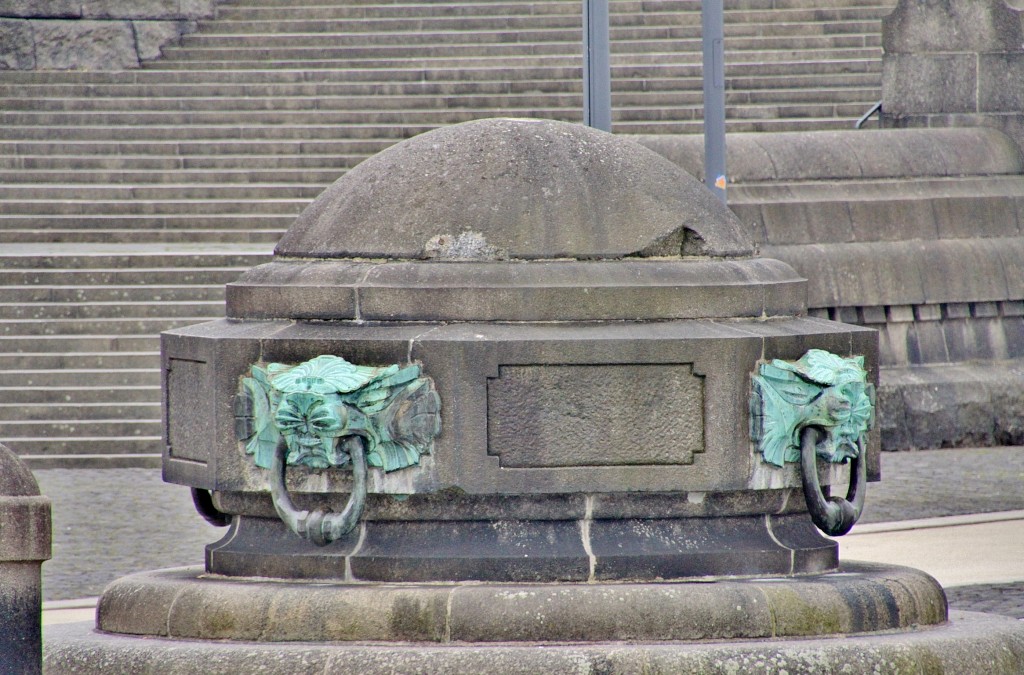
[0,245,269,466]
[0,0,895,466]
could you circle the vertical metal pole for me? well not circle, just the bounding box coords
[583,0,611,131]
[702,0,727,203]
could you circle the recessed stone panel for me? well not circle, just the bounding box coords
[487,364,704,468]
[166,357,212,465]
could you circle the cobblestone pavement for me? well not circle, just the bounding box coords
[858,446,1024,524]
[34,469,221,602]
[945,583,1024,620]
[33,446,1024,618]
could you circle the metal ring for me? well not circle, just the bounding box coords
[190,487,231,527]
[269,435,368,546]
[799,426,866,536]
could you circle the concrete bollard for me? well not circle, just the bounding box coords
[0,443,52,675]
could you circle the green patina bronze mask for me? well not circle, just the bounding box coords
[751,349,875,467]
[235,354,441,472]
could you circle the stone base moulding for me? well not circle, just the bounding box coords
[45,565,1024,674]
[203,511,837,582]
[95,562,944,643]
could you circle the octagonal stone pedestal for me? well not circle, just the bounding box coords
[43,119,1024,673]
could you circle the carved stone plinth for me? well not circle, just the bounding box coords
[156,119,878,582]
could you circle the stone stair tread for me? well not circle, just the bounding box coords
[0,232,286,245]
[0,63,873,83]
[0,318,222,336]
[0,91,877,123]
[731,175,1024,201]
[0,387,160,405]
[0,168,347,183]
[0,85,879,110]
[0,402,159,421]
[3,438,163,455]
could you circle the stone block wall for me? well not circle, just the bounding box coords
[881,0,1024,148]
[0,1,218,69]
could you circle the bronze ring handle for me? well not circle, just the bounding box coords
[800,426,866,536]
[269,434,367,546]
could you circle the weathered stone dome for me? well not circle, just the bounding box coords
[274,117,753,260]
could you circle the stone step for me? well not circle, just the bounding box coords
[0,66,589,84]
[0,352,159,370]
[0,268,248,286]
[0,61,875,85]
[0,335,159,353]
[216,0,887,9]
[0,285,221,304]
[731,175,1024,201]
[151,41,600,62]
[149,46,881,70]
[0,402,159,422]
[0,419,161,438]
[0,168,344,185]
[0,229,286,245]
[0,286,220,307]
[0,76,879,107]
[0,250,268,269]
[0,122,432,141]
[0,87,879,137]
[1,198,307,216]
[212,3,888,24]
[0,183,323,200]
[142,52,881,72]
[617,117,860,133]
[2,436,162,458]
[0,155,361,171]
[181,27,604,47]
[730,101,872,120]
[194,16,882,37]
[0,300,224,321]
[0,81,878,116]
[197,14,880,34]
[0,94,878,128]
[0,68,877,98]
[0,107,575,127]
[0,139,397,157]
[731,180,1024,246]
[0,385,159,405]
[213,0,585,21]
[1,91,647,114]
[177,28,880,49]
[0,79,597,99]
[0,317,217,337]
[0,369,161,387]
[0,214,294,230]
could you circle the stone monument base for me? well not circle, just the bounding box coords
[43,562,1024,673]
[44,613,1024,673]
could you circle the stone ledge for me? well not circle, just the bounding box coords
[810,301,1024,368]
[879,359,1024,450]
[764,238,1024,311]
[633,127,1024,183]
[227,258,806,322]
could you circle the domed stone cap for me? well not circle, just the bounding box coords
[0,443,40,497]
[275,118,753,260]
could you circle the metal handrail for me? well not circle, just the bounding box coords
[855,101,883,129]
